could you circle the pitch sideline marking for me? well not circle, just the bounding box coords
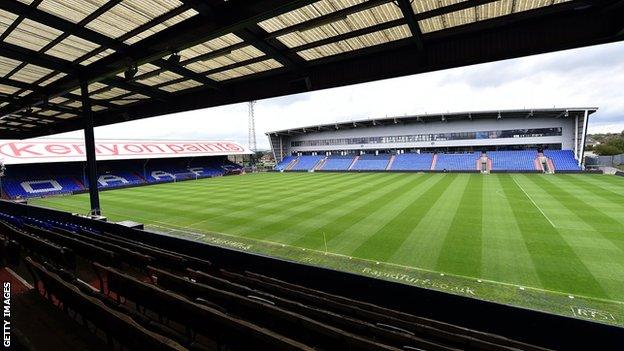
[512,176,557,228]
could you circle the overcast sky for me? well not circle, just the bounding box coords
[56,41,624,150]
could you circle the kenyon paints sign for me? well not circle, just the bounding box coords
[0,139,251,165]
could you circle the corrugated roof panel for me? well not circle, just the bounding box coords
[38,110,58,116]
[37,0,108,24]
[258,0,365,33]
[179,33,243,61]
[88,82,109,93]
[297,24,410,60]
[159,79,202,92]
[3,18,63,51]
[80,48,116,66]
[110,92,149,105]
[207,59,282,81]
[0,56,21,77]
[476,1,512,21]
[92,105,107,112]
[274,2,403,49]
[110,99,139,105]
[86,0,184,38]
[55,113,76,119]
[417,0,571,33]
[11,64,54,84]
[17,90,32,97]
[124,8,198,44]
[91,87,130,100]
[0,84,20,95]
[45,35,101,62]
[39,72,67,86]
[184,46,265,73]
[49,97,68,104]
[0,9,19,37]
[137,70,183,86]
[63,101,81,109]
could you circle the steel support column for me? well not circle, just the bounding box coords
[81,81,101,216]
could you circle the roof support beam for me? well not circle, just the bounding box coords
[81,81,101,216]
[395,0,424,50]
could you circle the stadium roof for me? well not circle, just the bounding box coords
[0,0,621,139]
[266,107,598,136]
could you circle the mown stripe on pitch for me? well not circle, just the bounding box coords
[434,174,483,277]
[502,174,608,298]
[290,173,425,250]
[259,173,405,244]
[191,173,381,235]
[387,174,469,269]
[206,173,382,230]
[479,175,542,287]
[350,174,457,262]
[559,175,624,201]
[97,173,353,226]
[235,173,398,240]
[525,175,624,251]
[321,174,445,255]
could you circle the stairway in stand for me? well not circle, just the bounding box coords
[385,155,396,170]
[348,155,360,171]
[430,154,438,170]
[285,157,299,170]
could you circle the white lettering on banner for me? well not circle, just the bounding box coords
[151,171,174,181]
[20,180,62,194]
[0,139,251,165]
[98,174,129,187]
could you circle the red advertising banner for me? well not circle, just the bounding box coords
[0,139,252,164]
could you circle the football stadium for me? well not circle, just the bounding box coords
[0,0,623,350]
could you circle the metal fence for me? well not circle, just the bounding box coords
[586,153,624,167]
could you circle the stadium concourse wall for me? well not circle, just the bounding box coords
[0,201,621,350]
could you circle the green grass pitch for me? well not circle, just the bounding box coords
[31,172,624,325]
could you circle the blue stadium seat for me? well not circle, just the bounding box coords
[290,155,324,171]
[435,153,480,171]
[274,156,295,171]
[488,150,537,171]
[390,153,433,171]
[544,150,581,171]
[351,154,390,171]
[321,155,355,171]
[2,177,84,199]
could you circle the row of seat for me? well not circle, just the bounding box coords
[278,150,581,172]
[2,162,241,199]
[0,212,549,351]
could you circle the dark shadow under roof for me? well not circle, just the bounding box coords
[0,0,621,139]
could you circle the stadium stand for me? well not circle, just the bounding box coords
[351,154,391,171]
[290,155,324,171]
[277,151,584,173]
[390,153,434,171]
[544,150,582,171]
[488,150,537,171]
[320,155,356,171]
[434,153,481,171]
[1,157,242,200]
[275,156,295,171]
[0,208,563,351]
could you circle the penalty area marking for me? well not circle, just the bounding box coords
[511,176,557,228]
